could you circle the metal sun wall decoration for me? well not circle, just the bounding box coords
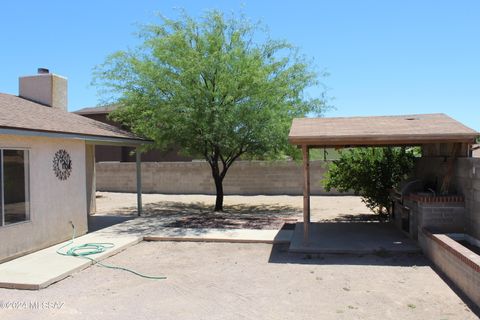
[53,149,72,181]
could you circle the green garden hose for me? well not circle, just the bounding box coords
[56,223,166,280]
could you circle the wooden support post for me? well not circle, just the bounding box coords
[440,143,460,195]
[136,148,142,216]
[302,145,310,244]
[85,144,96,215]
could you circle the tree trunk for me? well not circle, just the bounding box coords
[210,160,225,212]
[207,148,244,212]
[213,174,224,212]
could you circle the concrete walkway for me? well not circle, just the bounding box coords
[0,217,292,290]
[0,230,142,290]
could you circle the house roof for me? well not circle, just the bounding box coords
[289,113,479,147]
[0,93,146,145]
[74,104,119,115]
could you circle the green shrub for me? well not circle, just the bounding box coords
[323,147,416,214]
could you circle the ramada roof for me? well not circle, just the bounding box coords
[0,93,146,145]
[289,113,479,147]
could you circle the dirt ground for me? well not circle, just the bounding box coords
[0,242,477,320]
[1,194,477,319]
[95,192,377,229]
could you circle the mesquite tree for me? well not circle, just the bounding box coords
[94,10,327,211]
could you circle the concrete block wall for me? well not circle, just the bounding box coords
[416,201,466,234]
[396,199,465,240]
[96,160,345,195]
[455,158,480,240]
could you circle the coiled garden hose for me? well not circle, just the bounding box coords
[56,223,166,280]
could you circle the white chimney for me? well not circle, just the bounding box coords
[19,68,68,111]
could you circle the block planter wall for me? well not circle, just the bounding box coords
[419,228,480,308]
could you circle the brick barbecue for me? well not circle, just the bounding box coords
[391,180,466,239]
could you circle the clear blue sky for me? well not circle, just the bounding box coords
[1,1,479,130]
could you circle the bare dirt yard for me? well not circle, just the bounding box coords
[0,242,477,320]
[1,193,477,319]
[94,192,378,229]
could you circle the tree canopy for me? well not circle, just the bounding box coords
[94,10,328,211]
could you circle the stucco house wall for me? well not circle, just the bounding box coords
[0,135,87,262]
[0,69,146,263]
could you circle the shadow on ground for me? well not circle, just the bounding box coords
[429,263,480,317]
[88,215,134,233]
[324,213,390,223]
[268,243,428,267]
[99,201,302,230]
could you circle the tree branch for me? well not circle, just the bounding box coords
[219,152,227,170]
[200,73,209,90]
[220,149,245,179]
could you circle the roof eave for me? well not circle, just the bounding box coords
[0,127,152,146]
[288,134,479,147]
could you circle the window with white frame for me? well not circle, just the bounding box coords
[1,149,30,226]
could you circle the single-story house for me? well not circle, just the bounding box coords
[74,105,192,162]
[0,69,147,263]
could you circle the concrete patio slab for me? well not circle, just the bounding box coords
[289,222,420,254]
[144,227,293,244]
[89,216,293,244]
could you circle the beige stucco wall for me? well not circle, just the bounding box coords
[0,135,87,262]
